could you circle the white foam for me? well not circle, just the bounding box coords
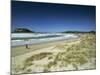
[11,33,79,46]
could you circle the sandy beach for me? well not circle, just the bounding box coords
[11,38,78,57]
[11,34,96,74]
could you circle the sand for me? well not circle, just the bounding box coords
[11,39,79,57]
[11,34,96,74]
[11,39,81,74]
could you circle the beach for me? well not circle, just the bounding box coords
[11,34,96,74]
[12,38,78,57]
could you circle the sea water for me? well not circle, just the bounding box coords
[11,33,78,46]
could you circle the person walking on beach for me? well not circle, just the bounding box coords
[26,44,29,49]
[25,40,30,49]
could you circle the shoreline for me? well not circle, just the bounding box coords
[11,38,79,57]
[11,37,79,47]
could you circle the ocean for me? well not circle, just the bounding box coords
[11,33,78,46]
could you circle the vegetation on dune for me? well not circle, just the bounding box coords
[23,52,52,70]
[12,52,53,73]
[25,52,52,61]
[43,33,96,72]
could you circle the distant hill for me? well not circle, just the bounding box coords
[62,31,96,34]
[12,28,34,33]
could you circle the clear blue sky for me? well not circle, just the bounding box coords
[11,1,96,32]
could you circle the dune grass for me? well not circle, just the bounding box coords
[23,52,52,70]
[43,33,96,71]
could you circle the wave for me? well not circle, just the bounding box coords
[11,33,78,46]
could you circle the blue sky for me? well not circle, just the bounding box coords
[11,1,96,32]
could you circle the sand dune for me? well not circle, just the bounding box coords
[11,34,96,74]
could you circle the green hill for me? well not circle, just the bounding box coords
[12,28,34,33]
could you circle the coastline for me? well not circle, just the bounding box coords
[11,38,79,57]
